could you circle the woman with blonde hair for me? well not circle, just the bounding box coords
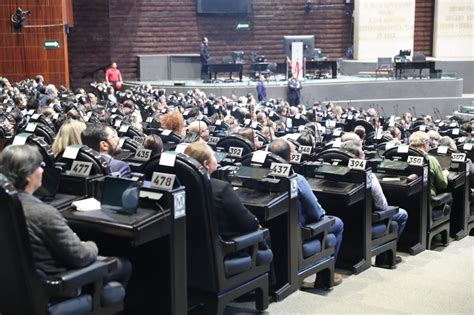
[51,119,86,156]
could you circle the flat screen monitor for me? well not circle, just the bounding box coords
[197,0,251,15]
[283,35,315,58]
[101,177,141,215]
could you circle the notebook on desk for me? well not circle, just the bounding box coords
[100,177,141,215]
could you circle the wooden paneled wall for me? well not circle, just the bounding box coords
[0,0,71,87]
[69,0,354,87]
[414,0,434,56]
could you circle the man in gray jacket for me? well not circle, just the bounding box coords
[0,145,131,280]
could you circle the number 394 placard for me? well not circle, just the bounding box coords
[348,158,366,170]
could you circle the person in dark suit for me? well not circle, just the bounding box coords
[256,74,267,102]
[287,74,302,106]
[200,37,210,80]
[81,123,132,178]
[0,145,131,286]
[184,142,259,238]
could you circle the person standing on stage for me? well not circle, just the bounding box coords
[256,74,267,102]
[287,74,302,106]
[105,62,123,90]
[200,37,210,80]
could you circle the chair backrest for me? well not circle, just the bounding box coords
[316,148,356,166]
[0,173,48,314]
[353,119,375,134]
[239,151,288,169]
[23,122,56,145]
[7,133,55,167]
[377,57,393,69]
[55,145,110,175]
[143,154,220,291]
[383,146,428,164]
[158,129,183,144]
[216,135,255,156]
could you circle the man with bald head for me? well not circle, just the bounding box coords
[187,120,209,142]
[268,138,344,286]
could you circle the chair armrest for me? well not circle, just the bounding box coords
[44,260,109,295]
[372,206,399,222]
[431,192,452,208]
[301,216,335,240]
[220,228,268,254]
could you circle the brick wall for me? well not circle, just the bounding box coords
[68,0,353,87]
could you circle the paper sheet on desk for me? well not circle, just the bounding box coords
[72,198,101,211]
[382,177,401,182]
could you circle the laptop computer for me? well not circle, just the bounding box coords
[101,177,141,215]
[232,166,271,180]
[316,165,351,176]
[378,160,409,171]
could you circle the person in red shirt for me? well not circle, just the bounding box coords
[105,62,123,89]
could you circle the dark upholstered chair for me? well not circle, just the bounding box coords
[316,149,398,268]
[143,153,271,314]
[239,151,336,289]
[216,134,255,157]
[6,132,55,167]
[55,145,110,176]
[384,146,451,249]
[316,148,354,165]
[0,173,125,315]
[22,122,56,145]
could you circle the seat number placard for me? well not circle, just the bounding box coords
[134,149,152,161]
[348,158,366,170]
[70,161,93,177]
[270,162,291,177]
[229,146,243,158]
[151,172,176,191]
[407,156,423,166]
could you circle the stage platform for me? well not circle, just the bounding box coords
[124,74,473,118]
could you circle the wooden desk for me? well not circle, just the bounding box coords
[394,61,436,79]
[62,187,187,315]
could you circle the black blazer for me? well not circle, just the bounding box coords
[210,178,259,238]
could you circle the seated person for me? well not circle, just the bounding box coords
[51,119,86,156]
[340,140,408,263]
[409,131,448,198]
[238,127,262,150]
[0,145,131,288]
[143,134,163,156]
[81,123,132,178]
[184,142,260,238]
[187,120,209,142]
[438,136,457,152]
[268,139,344,285]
